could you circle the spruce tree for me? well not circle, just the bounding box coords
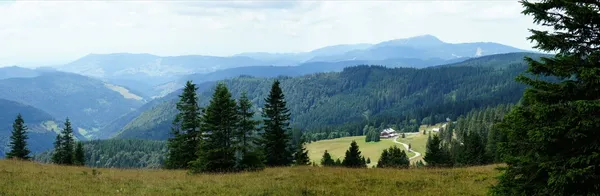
[423,134,451,167]
[6,114,30,160]
[342,140,366,168]
[492,1,600,195]
[320,150,335,166]
[166,81,201,169]
[53,118,75,165]
[191,83,238,173]
[377,145,409,168]
[334,158,342,166]
[260,80,293,166]
[456,131,487,166]
[73,142,85,166]
[51,134,63,164]
[294,141,310,166]
[236,92,264,171]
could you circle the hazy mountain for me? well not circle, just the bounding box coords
[234,43,373,66]
[111,53,533,140]
[0,72,146,139]
[56,35,523,97]
[0,66,41,80]
[0,99,62,157]
[307,35,529,62]
[56,53,267,96]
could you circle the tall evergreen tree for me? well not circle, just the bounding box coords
[294,139,310,166]
[73,142,85,166]
[51,134,63,164]
[236,92,264,171]
[492,1,600,195]
[191,83,238,173]
[456,131,487,166]
[166,81,201,169]
[260,80,293,166]
[52,118,75,165]
[424,134,452,167]
[342,141,366,168]
[320,150,335,166]
[6,114,30,160]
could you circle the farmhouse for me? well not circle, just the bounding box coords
[380,128,398,138]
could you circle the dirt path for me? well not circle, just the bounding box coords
[393,136,422,160]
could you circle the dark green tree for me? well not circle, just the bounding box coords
[236,92,264,171]
[320,150,335,166]
[73,142,85,166]
[491,1,600,195]
[342,141,366,168]
[456,131,487,166]
[51,134,62,164]
[52,118,75,165]
[366,157,371,164]
[423,134,452,167]
[334,158,342,166]
[260,80,293,166]
[377,145,410,168]
[166,81,202,169]
[5,114,30,160]
[191,83,238,173]
[294,140,310,166]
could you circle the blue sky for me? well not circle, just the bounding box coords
[0,1,544,67]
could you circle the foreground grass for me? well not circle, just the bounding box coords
[0,160,499,196]
[306,136,414,167]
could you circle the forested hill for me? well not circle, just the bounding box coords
[113,53,533,140]
[0,99,62,157]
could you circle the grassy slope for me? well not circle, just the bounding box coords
[397,124,446,163]
[0,160,499,195]
[306,136,414,167]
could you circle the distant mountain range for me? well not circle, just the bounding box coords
[111,53,539,140]
[53,35,531,98]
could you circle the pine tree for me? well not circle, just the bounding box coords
[456,131,487,166]
[366,157,371,164]
[334,158,342,166]
[342,141,366,168]
[294,140,310,166]
[73,142,85,166]
[320,150,335,166]
[166,81,202,169]
[492,1,600,195]
[423,134,451,167]
[52,118,75,165]
[235,92,264,171]
[6,114,30,160]
[260,80,293,166]
[377,145,409,168]
[51,134,63,164]
[191,83,238,173]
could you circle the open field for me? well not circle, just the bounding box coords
[0,160,499,195]
[306,136,414,167]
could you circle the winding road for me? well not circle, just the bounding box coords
[393,136,422,160]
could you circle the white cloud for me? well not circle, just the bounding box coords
[0,0,543,67]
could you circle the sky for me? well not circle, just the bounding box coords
[0,0,545,67]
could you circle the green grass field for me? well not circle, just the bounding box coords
[306,136,414,167]
[0,160,500,195]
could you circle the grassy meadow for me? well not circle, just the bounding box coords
[305,136,414,167]
[0,160,499,195]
